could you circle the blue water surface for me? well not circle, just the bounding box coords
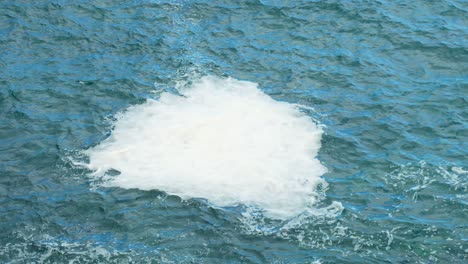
[0,0,467,263]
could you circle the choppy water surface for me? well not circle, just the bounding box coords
[1,0,467,263]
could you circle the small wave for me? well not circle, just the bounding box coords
[84,75,335,220]
[384,161,468,193]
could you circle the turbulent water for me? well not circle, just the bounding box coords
[1,0,467,263]
[85,76,332,220]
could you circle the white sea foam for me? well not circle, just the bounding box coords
[85,76,329,220]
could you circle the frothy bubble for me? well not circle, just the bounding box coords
[85,76,329,220]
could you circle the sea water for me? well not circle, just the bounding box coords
[0,0,466,263]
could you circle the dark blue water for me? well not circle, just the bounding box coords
[1,0,467,263]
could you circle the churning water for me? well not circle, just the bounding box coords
[85,76,334,220]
